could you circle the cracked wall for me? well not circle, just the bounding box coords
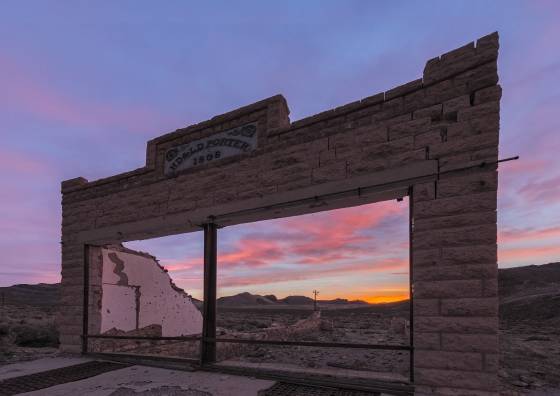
[99,246,203,337]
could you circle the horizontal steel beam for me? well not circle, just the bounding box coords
[207,337,412,350]
[86,335,201,341]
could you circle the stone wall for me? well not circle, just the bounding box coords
[60,32,501,395]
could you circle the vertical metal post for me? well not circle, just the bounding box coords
[201,222,217,364]
[408,188,415,383]
[82,244,90,354]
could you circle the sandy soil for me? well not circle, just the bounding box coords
[499,321,560,395]
[2,296,560,394]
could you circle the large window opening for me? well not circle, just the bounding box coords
[83,197,412,383]
[86,233,204,360]
[214,198,411,381]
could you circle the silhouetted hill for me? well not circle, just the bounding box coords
[216,293,369,306]
[499,262,560,298]
[279,295,314,305]
[498,262,560,324]
[217,292,276,306]
[0,283,60,307]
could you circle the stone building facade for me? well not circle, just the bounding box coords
[60,32,501,395]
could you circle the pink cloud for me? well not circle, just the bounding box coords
[0,55,164,130]
[280,201,406,263]
[0,149,53,175]
[499,245,560,263]
[166,201,407,274]
[166,237,286,271]
[215,258,408,289]
[499,226,560,244]
[516,174,560,205]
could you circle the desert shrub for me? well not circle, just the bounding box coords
[13,323,59,348]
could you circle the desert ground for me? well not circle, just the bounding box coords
[1,263,559,395]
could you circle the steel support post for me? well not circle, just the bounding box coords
[201,222,217,364]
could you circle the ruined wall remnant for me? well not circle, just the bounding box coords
[62,32,501,395]
[99,246,203,337]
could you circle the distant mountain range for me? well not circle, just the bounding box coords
[2,263,559,322]
[0,283,60,307]
[215,292,369,306]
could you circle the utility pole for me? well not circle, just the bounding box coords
[313,290,319,312]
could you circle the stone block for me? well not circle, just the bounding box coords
[404,88,429,112]
[415,332,441,350]
[483,353,499,372]
[457,101,499,122]
[425,80,460,105]
[362,136,414,158]
[389,117,431,140]
[415,316,498,334]
[441,333,497,353]
[353,126,388,146]
[385,78,423,100]
[375,97,404,120]
[414,104,442,120]
[474,85,502,105]
[414,298,440,316]
[417,385,498,396]
[387,149,426,168]
[413,248,441,267]
[482,278,498,297]
[414,279,482,299]
[429,132,498,159]
[416,367,498,391]
[443,95,471,116]
[318,149,337,166]
[346,155,386,176]
[260,162,312,187]
[413,182,436,202]
[414,212,496,232]
[414,263,497,282]
[415,128,445,148]
[441,245,496,265]
[437,172,497,198]
[441,297,498,317]
[414,191,497,219]
[415,350,483,371]
[453,61,498,94]
[312,161,347,184]
[413,223,496,249]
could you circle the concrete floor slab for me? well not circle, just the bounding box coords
[0,356,94,381]
[1,360,275,396]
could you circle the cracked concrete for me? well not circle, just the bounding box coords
[0,357,274,396]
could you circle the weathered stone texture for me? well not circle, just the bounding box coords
[60,32,501,394]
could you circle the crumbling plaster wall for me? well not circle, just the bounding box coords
[98,246,202,336]
[61,32,501,395]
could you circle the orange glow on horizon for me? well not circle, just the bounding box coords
[361,294,409,304]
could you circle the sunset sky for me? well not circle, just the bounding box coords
[1,2,559,302]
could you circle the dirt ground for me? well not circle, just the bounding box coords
[216,306,410,380]
[499,320,560,395]
[2,303,560,394]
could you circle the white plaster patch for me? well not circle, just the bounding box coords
[100,284,137,333]
[100,248,203,336]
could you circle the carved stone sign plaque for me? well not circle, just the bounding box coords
[164,122,258,175]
